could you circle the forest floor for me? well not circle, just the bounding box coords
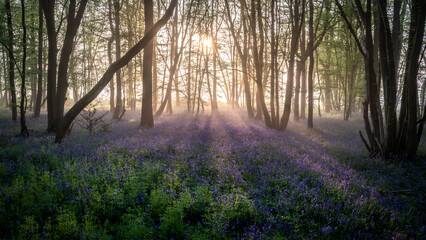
[0,106,425,239]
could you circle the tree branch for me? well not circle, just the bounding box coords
[334,0,366,58]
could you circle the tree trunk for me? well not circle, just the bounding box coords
[108,0,115,113]
[5,0,17,122]
[323,35,332,113]
[55,0,88,128]
[20,0,29,137]
[153,42,158,111]
[270,0,276,126]
[280,0,305,130]
[251,0,271,127]
[224,0,254,119]
[294,60,302,121]
[126,0,135,110]
[140,0,154,128]
[400,0,426,159]
[307,0,314,129]
[113,0,123,119]
[187,34,192,112]
[300,26,307,118]
[212,32,218,110]
[41,0,57,131]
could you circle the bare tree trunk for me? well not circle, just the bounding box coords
[294,60,301,121]
[377,0,397,155]
[316,50,322,117]
[140,0,154,128]
[307,0,314,129]
[108,0,115,113]
[34,3,43,118]
[126,0,135,110]
[251,0,272,127]
[270,0,276,126]
[153,43,158,111]
[55,0,88,128]
[171,7,179,109]
[224,0,254,118]
[113,0,123,119]
[5,0,17,122]
[300,27,307,119]
[231,44,235,109]
[20,0,29,137]
[187,35,192,112]
[401,0,426,158]
[212,3,219,112]
[323,47,332,113]
[280,0,305,130]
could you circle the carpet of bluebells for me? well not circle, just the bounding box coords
[0,107,425,239]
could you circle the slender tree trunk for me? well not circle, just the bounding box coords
[316,50,322,117]
[224,0,254,118]
[232,45,235,109]
[140,0,154,128]
[300,27,307,119]
[113,0,123,119]
[153,43,158,111]
[307,0,314,128]
[270,0,276,126]
[294,60,301,121]
[126,0,135,110]
[280,0,304,130]
[171,7,179,109]
[5,0,17,122]
[55,0,88,128]
[40,0,57,131]
[401,0,426,158]
[323,33,332,113]
[108,0,115,113]
[192,49,200,114]
[392,0,403,75]
[376,0,397,155]
[251,0,272,127]
[212,38,218,110]
[187,35,192,112]
[20,0,29,137]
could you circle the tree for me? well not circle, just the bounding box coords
[19,0,28,137]
[155,0,193,117]
[250,0,272,127]
[112,0,124,120]
[140,0,154,128]
[224,0,255,119]
[5,0,17,122]
[280,0,305,130]
[40,0,88,132]
[270,0,277,126]
[396,0,426,159]
[107,0,115,113]
[55,0,178,143]
[307,0,314,128]
[33,2,43,118]
[336,0,426,159]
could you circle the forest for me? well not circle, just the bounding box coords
[0,0,425,239]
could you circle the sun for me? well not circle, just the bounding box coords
[200,35,213,54]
